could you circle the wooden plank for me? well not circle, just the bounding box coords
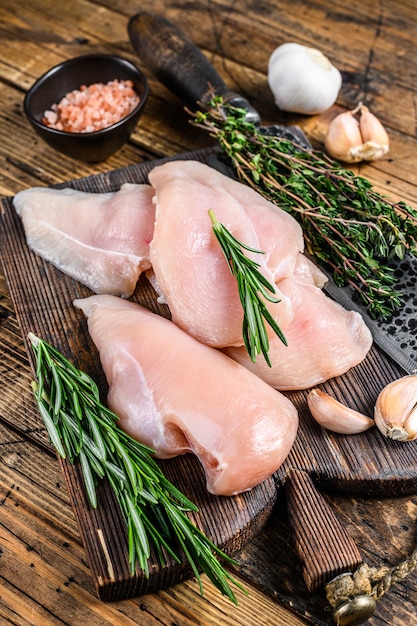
[2,0,417,191]
[234,489,417,626]
[0,423,308,626]
[2,410,413,625]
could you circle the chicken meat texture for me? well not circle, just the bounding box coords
[148,160,372,389]
[74,294,299,496]
[148,160,305,347]
[224,275,373,390]
[13,183,155,297]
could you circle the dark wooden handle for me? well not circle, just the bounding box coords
[285,469,362,592]
[128,11,261,123]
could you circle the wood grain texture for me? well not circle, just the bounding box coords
[0,421,304,626]
[0,1,416,625]
[285,469,362,592]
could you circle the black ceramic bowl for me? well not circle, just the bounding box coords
[24,54,149,162]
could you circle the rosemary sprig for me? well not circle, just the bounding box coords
[191,98,417,319]
[28,332,246,604]
[209,209,286,366]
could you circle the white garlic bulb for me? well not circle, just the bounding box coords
[267,42,342,115]
[374,375,417,441]
[307,389,374,435]
[325,103,389,162]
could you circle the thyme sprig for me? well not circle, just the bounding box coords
[209,209,286,366]
[191,98,417,318]
[28,332,245,604]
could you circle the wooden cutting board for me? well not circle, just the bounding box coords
[0,147,416,603]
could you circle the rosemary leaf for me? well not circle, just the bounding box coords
[141,515,178,568]
[71,388,83,421]
[79,448,98,508]
[103,459,127,483]
[59,409,83,459]
[111,434,139,494]
[33,390,66,459]
[209,208,286,364]
[85,408,107,462]
[83,445,106,480]
[124,493,150,563]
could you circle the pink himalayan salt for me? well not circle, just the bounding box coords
[42,79,140,133]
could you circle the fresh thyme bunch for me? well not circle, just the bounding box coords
[191,98,417,319]
[29,332,245,604]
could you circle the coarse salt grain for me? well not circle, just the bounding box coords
[42,79,140,133]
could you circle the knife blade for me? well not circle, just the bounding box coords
[128,11,417,375]
[321,255,417,375]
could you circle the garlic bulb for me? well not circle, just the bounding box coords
[325,103,389,162]
[267,42,342,115]
[374,375,417,441]
[307,389,374,435]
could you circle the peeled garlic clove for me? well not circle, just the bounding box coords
[374,374,417,441]
[324,111,364,163]
[325,103,389,162]
[307,388,375,434]
[267,42,342,115]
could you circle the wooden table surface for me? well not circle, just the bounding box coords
[1,1,416,625]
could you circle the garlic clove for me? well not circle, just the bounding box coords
[349,142,389,162]
[324,111,364,163]
[267,42,342,115]
[325,103,389,163]
[374,374,417,441]
[357,105,390,161]
[307,388,375,434]
[403,405,417,441]
[359,105,390,145]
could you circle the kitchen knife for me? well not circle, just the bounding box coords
[127,11,311,150]
[128,11,417,376]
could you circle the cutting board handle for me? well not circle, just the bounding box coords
[128,11,261,123]
[285,468,363,592]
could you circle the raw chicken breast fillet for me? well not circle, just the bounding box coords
[148,160,304,347]
[292,253,329,288]
[14,184,155,297]
[224,277,373,390]
[74,294,299,496]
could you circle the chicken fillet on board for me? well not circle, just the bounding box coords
[224,276,373,390]
[13,183,155,297]
[74,294,299,496]
[148,160,304,348]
